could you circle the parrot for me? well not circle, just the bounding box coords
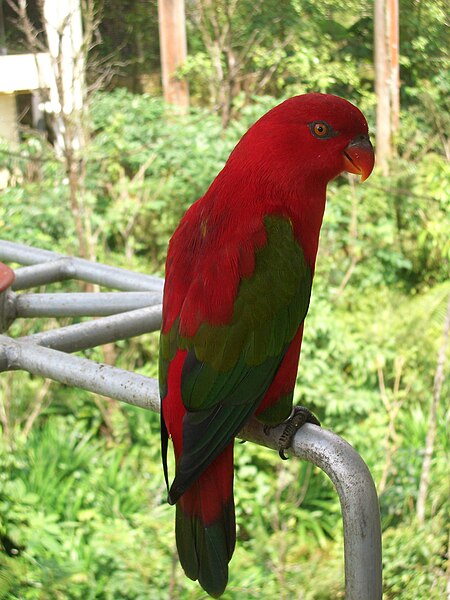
[159,93,374,597]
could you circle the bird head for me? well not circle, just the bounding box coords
[231,93,375,191]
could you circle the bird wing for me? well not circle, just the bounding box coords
[160,214,312,503]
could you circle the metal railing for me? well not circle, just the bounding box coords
[0,239,382,599]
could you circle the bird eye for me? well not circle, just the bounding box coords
[314,123,328,136]
[308,121,336,139]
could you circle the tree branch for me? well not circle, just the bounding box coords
[416,292,450,524]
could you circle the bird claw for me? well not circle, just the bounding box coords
[277,406,320,459]
[263,424,272,436]
[279,448,289,460]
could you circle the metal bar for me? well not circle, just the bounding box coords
[0,240,71,264]
[0,240,164,292]
[0,332,382,599]
[17,306,162,354]
[12,258,72,290]
[14,291,163,317]
[68,260,164,292]
[0,336,159,411]
[241,420,383,600]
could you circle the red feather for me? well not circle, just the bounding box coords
[160,93,374,597]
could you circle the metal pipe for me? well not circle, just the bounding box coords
[67,259,164,292]
[241,419,383,600]
[0,334,383,597]
[19,305,162,353]
[0,240,69,264]
[12,258,73,290]
[0,336,159,411]
[14,291,163,317]
[0,240,164,292]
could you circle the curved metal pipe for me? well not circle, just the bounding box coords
[0,334,382,599]
[0,240,382,598]
[241,419,383,599]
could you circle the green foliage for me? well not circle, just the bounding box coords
[0,3,449,591]
[383,517,448,600]
[85,89,240,270]
[0,412,174,600]
[0,138,76,252]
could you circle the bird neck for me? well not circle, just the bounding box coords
[208,167,327,272]
[284,186,327,271]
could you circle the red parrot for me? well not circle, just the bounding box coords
[159,93,374,597]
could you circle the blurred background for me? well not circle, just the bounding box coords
[0,1,448,598]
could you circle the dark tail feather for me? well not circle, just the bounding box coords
[175,444,235,598]
[176,498,235,597]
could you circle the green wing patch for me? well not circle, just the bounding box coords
[188,216,310,372]
[161,215,313,501]
[160,215,312,410]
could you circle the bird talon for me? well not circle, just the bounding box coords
[279,449,289,460]
[277,405,320,459]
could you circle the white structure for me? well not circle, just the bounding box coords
[0,53,53,143]
[43,0,85,150]
[0,0,84,148]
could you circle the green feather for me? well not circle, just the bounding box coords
[160,216,311,400]
[164,215,313,501]
[176,502,235,598]
[257,392,294,425]
[182,215,311,404]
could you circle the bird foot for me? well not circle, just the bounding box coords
[277,406,321,460]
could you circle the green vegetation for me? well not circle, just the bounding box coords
[0,0,449,597]
[1,89,448,599]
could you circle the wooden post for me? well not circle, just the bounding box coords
[158,0,189,112]
[374,0,391,175]
[387,0,400,137]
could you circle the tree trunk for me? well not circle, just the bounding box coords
[374,0,391,175]
[43,0,86,152]
[387,0,400,140]
[158,0,189,112]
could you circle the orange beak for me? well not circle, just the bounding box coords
[343,135,375,182]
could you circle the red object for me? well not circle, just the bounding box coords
[0,262,14,292]
[160,93,375,597]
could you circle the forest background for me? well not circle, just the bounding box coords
[0,0,449,598]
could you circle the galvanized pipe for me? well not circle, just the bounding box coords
[0,331,383,599]
[0,240,57,264]
[14,291,163,317]
[0,336,159,411]
[12,258,75,290]
[0,240,164,292]
[20,306,162,353]
[241,419,383,600]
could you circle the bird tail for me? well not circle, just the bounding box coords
[175,443,236,598]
